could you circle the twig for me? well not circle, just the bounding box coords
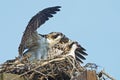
[34,70,48,80]
[34,70,46,76]
[11,57,66,80]
[29,72,35,79]
[101,70,115,80]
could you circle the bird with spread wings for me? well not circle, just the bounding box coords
[18,6,61,59]
[18,6,87,63]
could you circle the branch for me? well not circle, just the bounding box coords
[11,57,65,80]
[101,70,115,80]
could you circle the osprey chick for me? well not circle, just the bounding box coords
[18,6,61,60]
[46,32,88,63]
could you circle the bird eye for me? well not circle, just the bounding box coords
[52,34,59,39]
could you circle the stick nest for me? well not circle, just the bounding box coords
[0,55,85,80]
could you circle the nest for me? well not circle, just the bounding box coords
[0,55,85,80]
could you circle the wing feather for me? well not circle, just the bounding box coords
[74,42,88,63]
[75,51,86,60]
[18,6,61,56]
[76,48,88,56]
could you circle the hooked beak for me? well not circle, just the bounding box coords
[39,34,47,38]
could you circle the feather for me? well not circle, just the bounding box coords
[76,48,88,56]
[76,56,83,63]
[18,6,61,56]
[75,50,86,60]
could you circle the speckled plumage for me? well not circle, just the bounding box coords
[18,6,87,63]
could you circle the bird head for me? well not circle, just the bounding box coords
[45,32,64,46]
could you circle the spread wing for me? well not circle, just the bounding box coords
[47,34,88,63]
[60,36,88,63]
[18,6,61,56]
[75,44,88,63]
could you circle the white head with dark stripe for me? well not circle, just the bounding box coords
[41,32,88,63]
[45,32,65,46]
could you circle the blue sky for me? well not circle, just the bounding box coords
[0,0,119,79]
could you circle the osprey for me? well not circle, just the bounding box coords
[18,6,87,63]
[46,32,88,63]
[18,6,61,60]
